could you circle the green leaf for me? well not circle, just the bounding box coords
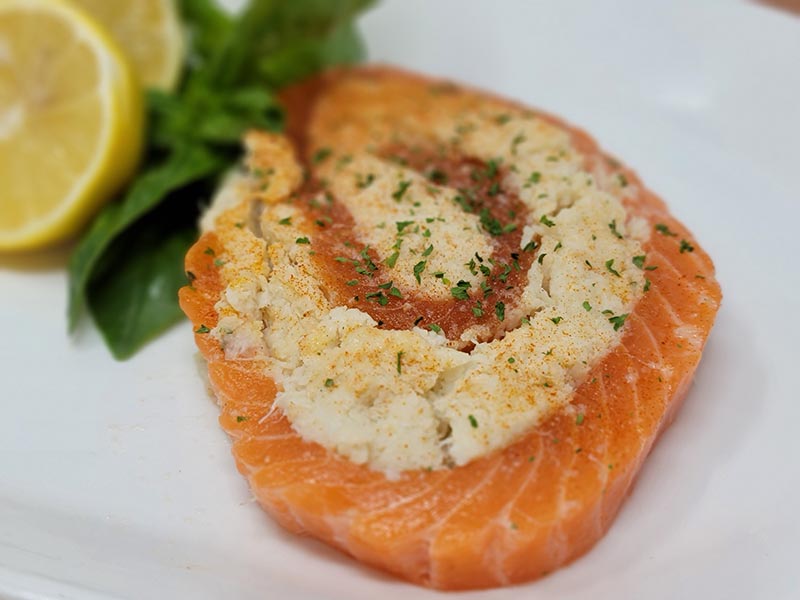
[179,0,234,69]
[68,146,222,330]
[256,21,368,88]
[201,0,376,89]
[87,204,199,360]
[149,86,283,149]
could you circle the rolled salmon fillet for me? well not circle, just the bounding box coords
[179,67,721,590]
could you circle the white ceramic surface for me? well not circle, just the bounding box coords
[2,1,799,598]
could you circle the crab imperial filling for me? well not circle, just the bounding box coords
[204,101,648,475]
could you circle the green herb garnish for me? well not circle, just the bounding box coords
[392,179,412,201]
[655,223,677,236]
[67,0,376,359]
[495,301,505,321]
[450,280,471,300]
[312,147,332,164]
[605,259,620,277]
[413,260,426,284]
[608,313,629,331]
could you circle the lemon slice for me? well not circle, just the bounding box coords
[73,0,183,91]
[0,0,143,251]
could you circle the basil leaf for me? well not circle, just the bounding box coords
[256,21,367,88]
[202,0,376,89]
[150,86,283,149]
[87,203,199,359]
[179,0,234,68]
[68,146,222,330]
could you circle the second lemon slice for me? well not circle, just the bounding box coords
[0,0,143,251]
[73,0,184,91]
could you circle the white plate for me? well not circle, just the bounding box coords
[2,1,799,598]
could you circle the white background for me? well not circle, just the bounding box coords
[1,1,799,598]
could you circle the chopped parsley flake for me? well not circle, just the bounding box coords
[632,255,646,269]
[295,237,310,244]
[468,414,479,428]
[203,247,215,256]
[452,194,472,213]
[422,244,434,257]
[617,173,629,187]
[365,291,389,305]
[479,208,515,236]
[576,413,585,425]
[450,280,471,300]
[540,214,555,227]
[508,357,516,363]
[605,259,621,277]
[608,313,629,331]
[195,325,210,334]
[396,220,414,233]
[278,217,292,226]
[428,324,442,333]
[356,173,376,189]
[511,133,526,155]
[396,351,404,374]
[655,223,677,237]
[522,240,538,252]
[680,239,695,253]
[644,278,652,292]
[528,171,541,184]
[495,301,505,321]
[485,159,500,179]
[385,251,400,268]
[550,316,563,325]
[608,219,623,239]
[392,179,412,201]
[413,260,427,283]
[324,378,334,387]
[427,168,448,185]
[236,415,248,423]
[346,279,359,286]
[583,301,592,311]
[312,147,332,164]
